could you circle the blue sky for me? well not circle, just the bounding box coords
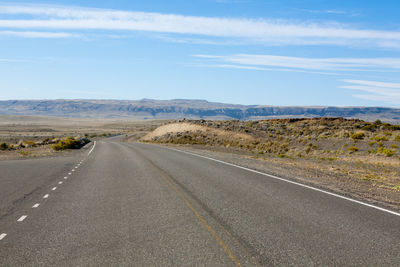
[1,0,400,107]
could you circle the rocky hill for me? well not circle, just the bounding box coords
[1,99,399,123]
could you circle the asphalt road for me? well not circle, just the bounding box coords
[0,138,399,266]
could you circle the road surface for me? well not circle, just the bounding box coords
[0,137,399,266]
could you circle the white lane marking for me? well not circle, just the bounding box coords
[88,141,96,155]
[164,146,400,217]
[51,187,57,191]
[68,172,72,175]
[64,176,68,179]
[43,194,49,199]
[0,233,6,240]
[72,169,75,172]
[32,203,40,208]
[17,215,27,222]
[58,181,63,185]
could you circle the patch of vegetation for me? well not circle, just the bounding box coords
[351,132,365,140]
[51,137,90,151]
[0,142,8,150]
[377,147,395,157]
[368,141,376,146]
[374,135,389,142]
[18,151,31,156]
[347,146,359,153]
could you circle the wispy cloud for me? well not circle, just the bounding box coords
[0,30,80,38]
[294,8,359,16]
[340,80,400,104]
[193,54,400,72]
[192,63,339,75]
[0,4,399,47]
[0,57,28,62]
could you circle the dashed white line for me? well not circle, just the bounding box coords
[72,169,75,172]
[64,176,68,179]
[0,233,6,240]
[32,203,40,208]
[17,215,27,222]
[43,194,49,199]
[58,181,63,185]
[51,187,57,191]
[68,172,72,175]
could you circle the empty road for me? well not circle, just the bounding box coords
[0,138,399,266]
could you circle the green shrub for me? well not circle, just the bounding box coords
[395,135,400,142]
[52,137,89,151]
[361,123,376,131]
[377,147,395,157]
[368,141,376,146]
[347,146,359,153]
[390,144,398,149]
[351,132,365,140]
[374,135,388,142]
[0,142,8,150]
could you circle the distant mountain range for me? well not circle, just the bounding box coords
[1,99,400,123]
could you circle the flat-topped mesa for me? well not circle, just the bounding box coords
[1,99,399,123]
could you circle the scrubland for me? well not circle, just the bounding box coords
[0,115,165,160]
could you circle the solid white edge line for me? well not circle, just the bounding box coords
[17,215,27,222]
[163,146,400,217]
[0,233,6,240]
[43,194,49,198]
[88,141,96,155]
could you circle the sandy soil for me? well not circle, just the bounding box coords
[142,122,253,141]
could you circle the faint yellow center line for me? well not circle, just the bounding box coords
[153,167,241,266]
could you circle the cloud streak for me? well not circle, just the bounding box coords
[0,30,80,38]
[340,80,400,104]
[194,54,400,72]
[0,4,399,47]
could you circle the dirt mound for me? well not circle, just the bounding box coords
[142,122,253,142]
